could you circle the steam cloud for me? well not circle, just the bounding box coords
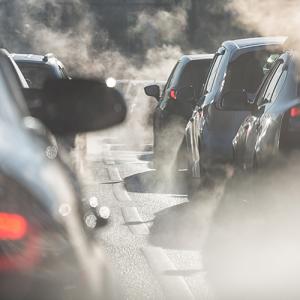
[2,0,189,80]
[0,0,196,145]
[229,0,300,48]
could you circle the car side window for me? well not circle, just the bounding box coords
[262,63,285,104]
[256,61,283,107]
[204,53,223,94]
[269,69,287,103]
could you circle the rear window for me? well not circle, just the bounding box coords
[177,60,211,96]
[223,50,281,95]
[16,63,57,89]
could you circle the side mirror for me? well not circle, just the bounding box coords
[176,86,196,103]
[24,79,127,135]
[221,90,252,111]
[144,84,160,101]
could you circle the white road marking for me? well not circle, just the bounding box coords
[121,207,150,235]
[107,166,123,182]
[106,166,132,202]
[142,247,195,300]
[103,151,115,165]
[112,183,132,202]
[102,141,196,299]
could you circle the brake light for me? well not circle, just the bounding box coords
[170,88,176,100]
[0,213,28,240]
[290,107,300,118]
[0,213,41,271]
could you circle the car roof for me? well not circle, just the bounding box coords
[11,53,60,65]
[223,36,287,50]
[180,54,214,63]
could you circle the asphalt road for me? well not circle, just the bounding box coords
[76,131,214,300]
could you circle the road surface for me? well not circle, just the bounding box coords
[76,131,213,300]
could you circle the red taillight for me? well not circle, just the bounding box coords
[170,88,176,100]
[0,213,28,240]
[0,213,41,271]
[290,107,300,118]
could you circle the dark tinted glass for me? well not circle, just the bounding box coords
[177,60,211,96]
[223,51,267,95]
[266,67,287,103]
[17,63,57,89]
[256,61,282,106]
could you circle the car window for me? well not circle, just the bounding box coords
[177,60,211,96]
[223,50,276,96]
[16,63,57,89]
[204,53,223,94]
[268,69,287,103]
[256,61,283,106]
[262,63,285,104]
[263,54,281,74]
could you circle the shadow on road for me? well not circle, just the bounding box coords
[147,170,231,251]
[148,202,207,250]
[124,170,188,194]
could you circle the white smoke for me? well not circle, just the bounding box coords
[229,0,300,48]
[0,0,196,146]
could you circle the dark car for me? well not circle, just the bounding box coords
[185,37,286,185]
[12,53,76,149]
[144,54,213,170]
[12,53,69,89]
[0,49,126,300]
[233,51,300,170]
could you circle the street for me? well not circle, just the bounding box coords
[77,131,212,300]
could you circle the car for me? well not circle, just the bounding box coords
[185,37,286,188]
[12,53,70,89]
[0,49,126,300]
[144,54,213,171]
[232,51,300,170]
[12,53,75,149]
